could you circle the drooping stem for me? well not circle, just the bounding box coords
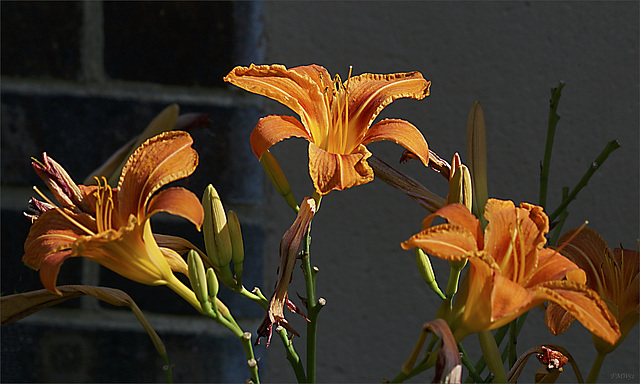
[586,352,607,383]
[539,81,565,210]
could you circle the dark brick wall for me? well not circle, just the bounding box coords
[1,1,266,382]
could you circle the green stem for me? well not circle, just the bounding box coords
[466,323,510,382]
[586,352,607,383]
[459,342,484,383]
[478,330,507,383]
[549,187,570,246]
[539,81,565,210]
[277,327,307,383]
[548,140,621,223]
[301,228,323,383]
[508,321,517,369]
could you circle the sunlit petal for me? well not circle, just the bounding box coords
[361,119,429,166]
[249,115,313,159]
[147,187,204,230]
[118,131,198,221]
[308,143,374,195]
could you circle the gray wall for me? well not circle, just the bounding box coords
[259,1,638,383]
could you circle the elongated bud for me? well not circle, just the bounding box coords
[415,249,445,300]
[447,154,473,212]
[187,250,208,304]
[202,184,233,268]
[227,210,245,285]
[466,101,488,225]
[206,267,219,315]
[261,150,299,211]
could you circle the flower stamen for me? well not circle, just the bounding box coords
[94,176,114,233]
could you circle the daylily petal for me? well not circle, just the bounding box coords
[224,64,330,135]
[490,272,536,324]
[160,247,189,276]
[147,187,204,230]
[545,302,576,335]
[249,115,313,159]
[73,216,173,287]
[308,143,374,195]
[361,118,430,166]
[558,228,614,296]
[536,280,621,345]
[118,131,198,222]
[402,224,478,260]
[421,203,483,247]
[23,208,95,271]
[32,153,87,210]
[347,71,430,144]
[525,248,586,288]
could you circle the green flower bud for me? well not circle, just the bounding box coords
[261,150,298,211]
[202,184,233,268]
[466,101,488,225]
[415,249,445,300]
[205,268,219,315]
[227,210,245,284]
[187,250,208,304]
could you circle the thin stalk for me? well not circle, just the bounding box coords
[539,81,565,210]
[548,140,621,223]
[508,321,517,369]
[549,187,570,246]
[458,342,484,383]
[586,352,607,383]
[301,228,323,383]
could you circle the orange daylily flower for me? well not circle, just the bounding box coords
[224,63,431,195]
[23,131,204,298]
[401,199,621,344]
[546,228,638,354]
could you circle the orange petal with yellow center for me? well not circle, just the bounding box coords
[361,118,430,166]
[118,131,198,222]
[535,280,621,345]
[401,224,478,260]
[224,64,330,134]
[250,115,313,159]
[147,187,204,230]
[308,143,374,195]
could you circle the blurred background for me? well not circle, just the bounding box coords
[2,1,637,383]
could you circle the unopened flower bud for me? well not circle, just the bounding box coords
[227,210,245,284]
[447,156,473,212]
[261,150,298,211]
[466,101,488,223]
[187,250,208,304]
[415,249,445,300]
[202,184,233,268]
[206,267,219,314]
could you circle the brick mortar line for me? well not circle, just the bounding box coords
[1,76,264,108]
[15,305,261,336]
